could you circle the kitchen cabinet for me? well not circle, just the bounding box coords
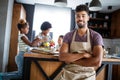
[88,12,111,38]
[112,65,120,80]
[111,9,120,38]
[8,3,26,71]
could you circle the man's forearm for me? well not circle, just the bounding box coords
[59,53,84,63]
[72,56,102,67]
[59,52,92,64]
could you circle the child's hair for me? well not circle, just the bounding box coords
[17,19,28,30]
[40,21,52,30]
[59,35,64,39]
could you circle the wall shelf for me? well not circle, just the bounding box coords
[89,12,111,38]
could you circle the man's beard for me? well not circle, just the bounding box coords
[77,23,85,28]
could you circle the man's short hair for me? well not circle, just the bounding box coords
[75,4,89,14]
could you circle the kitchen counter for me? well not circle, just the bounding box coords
[23,52,64,80]
[23,52,120,80]
[97,57,120,80]
[103,57,120,62]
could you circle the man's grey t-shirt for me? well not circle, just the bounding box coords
[63,29,104,51]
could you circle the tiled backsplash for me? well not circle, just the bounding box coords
[103,38,120,54]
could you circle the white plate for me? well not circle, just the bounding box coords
[43,49,52,52]
[33,47,45,50]
[53,54,59,56]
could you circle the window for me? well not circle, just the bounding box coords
[33,4,71,44]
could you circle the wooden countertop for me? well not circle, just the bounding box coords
[102,58,120,62]
[24,52,120,62]
[24,52,58,59]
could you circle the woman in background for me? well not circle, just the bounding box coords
[0,19,40,80]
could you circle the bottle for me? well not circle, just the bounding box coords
[89,13,93,18]
[93,13,96,18]
[103,22,107,28]
[115,46,119,54]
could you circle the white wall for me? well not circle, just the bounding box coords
[33,4,71,45]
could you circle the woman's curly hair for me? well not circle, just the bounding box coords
[17,19,28,30]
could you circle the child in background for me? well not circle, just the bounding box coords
[55,35,64,52]
[35,21,52,47]
[0,19,40,80]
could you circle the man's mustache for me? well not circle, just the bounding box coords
[77,20,83,23]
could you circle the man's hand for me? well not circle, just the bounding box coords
[83,53,92,58]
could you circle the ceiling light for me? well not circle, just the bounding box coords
[89,0,102,11]
[54,0,67,7]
